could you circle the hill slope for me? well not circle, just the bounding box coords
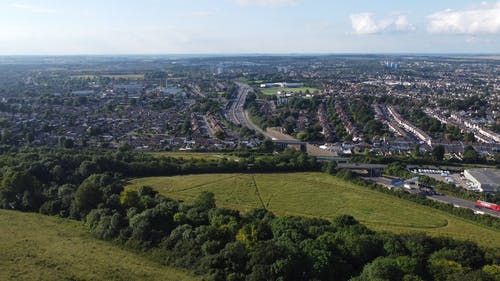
[0,210,198,281]
[128,172,500,247]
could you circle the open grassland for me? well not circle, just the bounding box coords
[260,87,320,95]
[127,172,500,248]
[0,210,198,281]
[71,74,145,79]
[149,151,239,161]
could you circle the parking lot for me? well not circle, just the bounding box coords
[411,168,478,191]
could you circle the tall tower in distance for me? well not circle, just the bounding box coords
[162,72,169,95]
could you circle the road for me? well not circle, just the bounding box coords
[244,110,270,138]
[227,82,251,126]
[370,177,500,218]
[229,82,338,157]
[427,194,500,218]
[226,82,272,138]
[229,83,500,218]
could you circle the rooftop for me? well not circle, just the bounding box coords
[465,168,500,186]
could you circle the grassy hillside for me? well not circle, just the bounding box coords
[127,172,500,248]
[0,210,198,281]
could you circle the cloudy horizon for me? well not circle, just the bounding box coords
[1,0,499,55]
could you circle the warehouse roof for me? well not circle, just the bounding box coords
[465,168,500,186]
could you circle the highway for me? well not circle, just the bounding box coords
[227,82,273,138]
[228,82,252,126]
[228,82,338,157]
[370,177,500,218]
[427,194,500,218]
[229,83,500,218]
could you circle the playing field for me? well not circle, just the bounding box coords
[149,151,238,161]
[0,210,198,281]
[127,172,500,247]
[260,87,320,95]
[71,74,145,79]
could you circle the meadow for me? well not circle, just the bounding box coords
[71,74,145,79]
[0,210,198,281]
[260,87,320,95]
[127,172,500,248]
[149,151,239,161]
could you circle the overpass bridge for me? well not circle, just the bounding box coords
[337,163,387,177]
[272,140,307,152]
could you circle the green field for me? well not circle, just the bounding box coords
[71,74,145,79]
[127,172,500,248]
[260,87,320,95]
[149,151,238,161]
[0,210,198,281]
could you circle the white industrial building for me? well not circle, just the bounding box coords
[464,168,500,193]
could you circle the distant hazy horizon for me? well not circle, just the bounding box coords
[1,0,499,55]
[1,53,500,58]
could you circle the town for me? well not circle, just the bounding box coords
[2,0,500,280]
[0,55,498,157]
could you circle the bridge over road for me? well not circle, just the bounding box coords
[337,163,388,177]
[272,140,307,152]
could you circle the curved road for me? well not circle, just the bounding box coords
[228,82,252,126]
[231,82,337,157]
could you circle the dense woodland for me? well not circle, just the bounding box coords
[0,147,499,280]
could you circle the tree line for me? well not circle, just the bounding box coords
[0,147,499,280]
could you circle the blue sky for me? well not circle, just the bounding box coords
[0,0,499,54]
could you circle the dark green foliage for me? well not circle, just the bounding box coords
[86,208,123,240]
[0,147,498,281]
[70,178,103,219]
[0,171,43,211]
[322,160,338,175]
[403,109,464,141]
[353,256,419,281]
[432,145,445,161]
[336,168,356,181]
[463,145,481,163]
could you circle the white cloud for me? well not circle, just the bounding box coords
[350,13,415,35]
[11,3,58,14]
[465,36,494,44]
[233,0,298,7]
[179,10,214,17]
[427,2,500,34]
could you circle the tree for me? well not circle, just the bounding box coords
[354,256,416,281]
[214,130,225,139]
[432,145,445,161]
[323,161,338,175]
[70,177,104,219]
[463,146,480,163]
[86,209,122,240]
[332,214,359,228]
[1,129,13,144]
[59,137,74,148]
[464,132,475,143]
[260,139,275,153]
[120,188,140,209]
[77,160,99,178]
[0,171,42,211]
[193,192,216,211]
[482,264,500,280]
[428,258,464,281]
[129,203,177,245]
